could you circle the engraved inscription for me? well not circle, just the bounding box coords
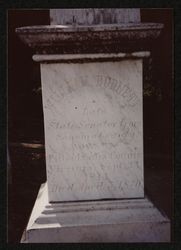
[41,60,144,201]
[96,75,140,107]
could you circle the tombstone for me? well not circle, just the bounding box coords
[16,9,170,242]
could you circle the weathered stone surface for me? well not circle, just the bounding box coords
[50,9,141,25]
[21,183,170,243]
[40,55,144,202]
[16,23,164,54]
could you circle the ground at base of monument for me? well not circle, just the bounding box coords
[21,182,170,243]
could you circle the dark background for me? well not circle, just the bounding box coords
[8,9,173,243]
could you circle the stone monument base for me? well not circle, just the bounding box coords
[21,183,170,243]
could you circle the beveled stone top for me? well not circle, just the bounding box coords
[16,23,164,54]
[16,23,163,33]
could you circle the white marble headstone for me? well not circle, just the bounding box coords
[41,58,144,202]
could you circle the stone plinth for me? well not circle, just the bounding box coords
[21,183,170,243]
[16,22,170,242]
